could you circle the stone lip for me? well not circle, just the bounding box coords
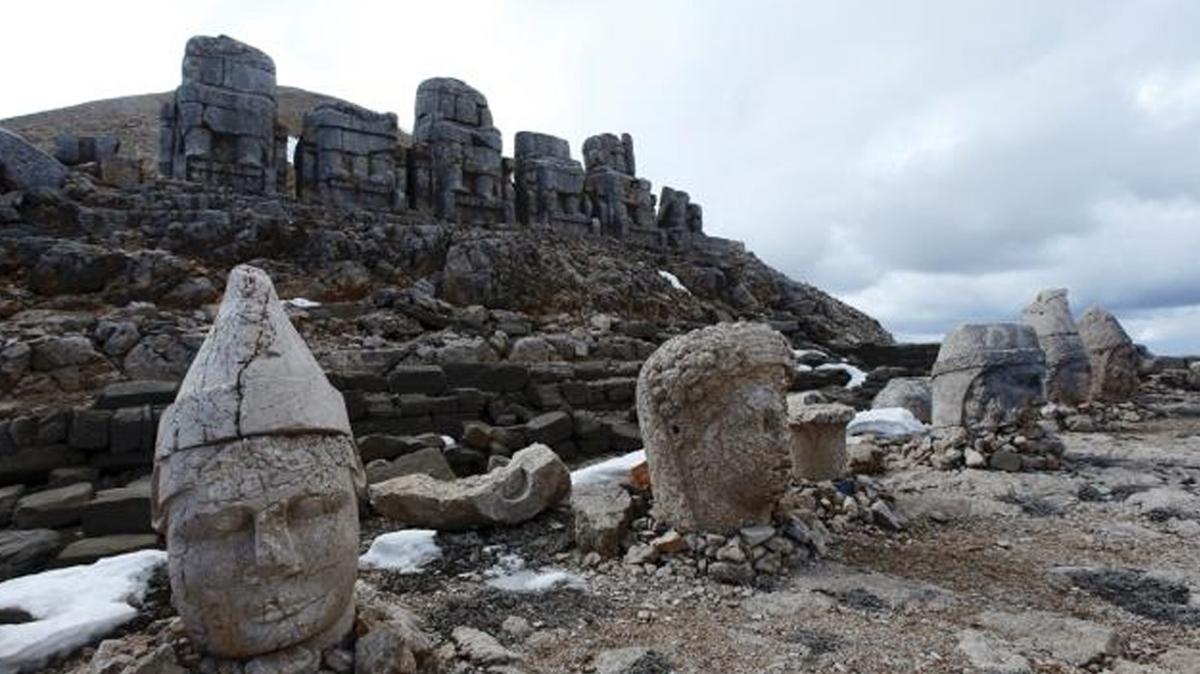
[156,264,351,456]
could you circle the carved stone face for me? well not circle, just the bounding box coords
[156,435,359,658]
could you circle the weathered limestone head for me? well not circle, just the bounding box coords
[1077,306,1139,402]
[1021,288,1091,405]
[152,265,365,660]
[636,323,793,533]
[931,323,1046,429]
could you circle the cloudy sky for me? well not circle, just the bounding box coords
[5,1,1200,353]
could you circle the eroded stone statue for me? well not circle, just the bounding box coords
[1021,288,1091,405]
[1077,306,1139,402]
[636,322,793,533]
[931,323,1046,429]
[151,264,365,661]
[158,35,284,194]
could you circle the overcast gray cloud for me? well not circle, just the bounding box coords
[4,1,1200,353]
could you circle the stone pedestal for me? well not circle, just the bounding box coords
[787,403,854,481]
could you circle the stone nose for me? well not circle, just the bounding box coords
[251,503,301,576]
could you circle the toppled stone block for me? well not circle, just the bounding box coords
[0,127,68,191]
[637,323,793,533]
[95,380,180,409]
[54,534,160,567]
[365,447,456,484]
[931,323,1046,429]
[54,133,120,166]
[370,444,569,530]
[1021,289,1091,405]
[13,482,95,528]
[0,529,63,580]
[82,482,153,536]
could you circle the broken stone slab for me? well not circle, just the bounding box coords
[82,482,153,536]
[365,447,455,484]
[970,609,1119,667]
[0,484,24,526]
[572,483,633,559]
[787,402,854,481]
[637,323,793,533]
[1021,289,1091,405]
[1078,307,1139,403]
[0,127,69,191]
[956,629,1030,674]
[13,482,95,528]
[370,444,569,530]
[0,528,63,580]
[871,376,932,423]
[525,411,573,445]
[931,323,1046,429]
[54,534,160,567]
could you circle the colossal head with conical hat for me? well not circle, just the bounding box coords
[152,265,364,660]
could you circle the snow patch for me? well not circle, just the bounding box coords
[570,450,645,487]
[440,435,456,449]
[0,550,167,674]
[795,364,814,373]
[360,530,442,573]
[483,554,586,593]
[817,362,868,388]
[848,407,927,438]
[657,270,690,294]
[284,297,321,309]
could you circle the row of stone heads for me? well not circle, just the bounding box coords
[156,34,704,238]
[930,289,1139,429]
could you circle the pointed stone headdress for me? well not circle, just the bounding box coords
[156,264,351,456]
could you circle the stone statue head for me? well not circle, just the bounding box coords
[151,265,365,659]
[636,322,793,532]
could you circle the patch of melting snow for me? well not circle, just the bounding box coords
[817,362,868,388]
[848,407,927,438]
[570,450,645,487]
[657,270,690,293]
[440,435,456,448]
[284,297,321,309]
[483,553,586,593]
[360,530,442,573]
[0,549,167,674]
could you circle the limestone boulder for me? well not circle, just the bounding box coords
[871,376,932,423]
[1021,289,1091,405]
[572,483,634,558]
[13,482,94,529]
[637,322,792,533]
[370,443,569,530]
[1077,307,1139,402]
[931,323,1046,429]
[0,529,63,580]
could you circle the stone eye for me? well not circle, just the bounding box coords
[188,508,250,538]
